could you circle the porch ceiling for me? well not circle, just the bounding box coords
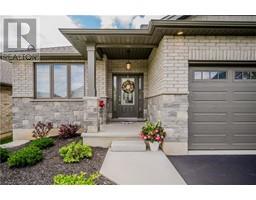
[60,20,256,59]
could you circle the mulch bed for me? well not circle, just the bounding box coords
[0,137,115,185]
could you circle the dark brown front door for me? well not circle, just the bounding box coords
[113,74,143,118]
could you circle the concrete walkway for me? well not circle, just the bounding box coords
[100,150,186,185]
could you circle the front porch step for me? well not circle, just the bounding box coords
[111,141,146,152]
[82,132,142,148]
[110,118,146,122]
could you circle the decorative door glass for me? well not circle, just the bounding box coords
[121,78,135,105]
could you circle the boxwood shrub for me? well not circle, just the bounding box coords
[7,145,43,168]
[53,172,100,185]
[0,147,9,163]
[30,137,54,149]
[59,141,93,163]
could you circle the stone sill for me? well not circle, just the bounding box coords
[30,99,84,102]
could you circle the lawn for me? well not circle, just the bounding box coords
[0,136,114,185]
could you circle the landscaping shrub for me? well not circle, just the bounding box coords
[32,121,53,138]
[59,141,92,163]
[58,123,80,138]
[7,145,43,168]
[30,137,54,149]
[0,147,9,163]
[53,172,100,185]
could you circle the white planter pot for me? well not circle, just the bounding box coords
[149,142,160,152]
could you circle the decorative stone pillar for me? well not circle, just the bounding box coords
[83,97,99,133]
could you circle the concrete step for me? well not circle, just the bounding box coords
[111,140,146,152]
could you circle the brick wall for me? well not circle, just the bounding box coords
[0,85,12,134]
[147,38,166,97]
[12,62,34,97]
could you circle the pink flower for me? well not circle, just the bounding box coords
[143,136,147,140]
[156,136,161,141]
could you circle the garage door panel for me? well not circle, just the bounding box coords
[191,135,228,144]
[190,103,229,112]
[190,123,229,134]
[231,123,256,134]
[191,112,227,122]
[232,113,256,122]
[191,91,228,101]
[232,135,256,144]
[232,92,256,101]
[189,66,256,150]
[230,103,256,112]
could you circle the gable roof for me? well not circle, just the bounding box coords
[0,60,12,86]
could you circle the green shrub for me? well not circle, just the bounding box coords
[59,141,92,163]
[7,145,43,168]
[53,172,100,185]
[0,147,9,163]
[30,137,54,149]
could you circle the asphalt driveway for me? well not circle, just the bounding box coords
[168,155,256,185]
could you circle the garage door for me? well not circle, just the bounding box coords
[189,66,256,150]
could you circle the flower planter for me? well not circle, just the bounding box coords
[149,142,160,152]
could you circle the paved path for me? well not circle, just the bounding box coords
[100,150,186,185]
[169,155,256,185]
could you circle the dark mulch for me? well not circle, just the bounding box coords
[168,155,256,185]
[0,137,115,185]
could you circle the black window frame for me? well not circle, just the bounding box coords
[34,63,85,99]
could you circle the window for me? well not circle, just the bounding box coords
[71,64,84,98]
[54,64,67,98]
[36,64,50,97]
[194,72,202,80]
[35,63,85,98]
[194,71,227,80]
[235,71,256,80]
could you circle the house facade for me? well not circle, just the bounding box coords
[7,15,256,154]
[0,60,13,139]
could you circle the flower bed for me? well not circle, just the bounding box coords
[0,137,114,185]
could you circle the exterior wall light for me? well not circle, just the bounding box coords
[126,61,132,70]
[177,31,184,35]
[126,49,131,70]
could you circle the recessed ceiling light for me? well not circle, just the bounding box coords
[177,31,183,35]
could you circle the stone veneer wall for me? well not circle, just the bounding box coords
[0,85,12,134]
[148,35,256,154]
[12,60,104,139]
[106,59,148,120]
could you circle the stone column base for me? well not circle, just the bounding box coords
[83,96,100,133]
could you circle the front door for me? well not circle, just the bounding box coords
[113,74,143,118]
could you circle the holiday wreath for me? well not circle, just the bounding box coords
[121,80,135,93]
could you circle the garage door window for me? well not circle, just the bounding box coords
[235,71,256,80]
[193,71,227,80]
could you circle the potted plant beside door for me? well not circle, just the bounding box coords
[140,121,166,151]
